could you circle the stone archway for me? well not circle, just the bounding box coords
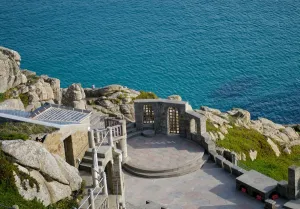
[168,107,179,134]
[64,135,74,166]
[190,119,197,134]
[143,104,154,124]
[105,161,114,194]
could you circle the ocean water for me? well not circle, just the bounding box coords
[0,0,300,124]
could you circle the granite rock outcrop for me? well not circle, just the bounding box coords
[1,140,82,206]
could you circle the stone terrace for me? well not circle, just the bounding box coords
[125,161,288,209]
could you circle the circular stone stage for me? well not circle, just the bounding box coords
[123,133,207,178]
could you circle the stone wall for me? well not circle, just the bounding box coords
[43,128,89,168]
[71,130,89,167]
[134,99,205,137]
[43,131,65,159]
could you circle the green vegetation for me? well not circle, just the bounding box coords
[206,120,219,132]
[0,122,57,140]
[117,93,127,100]
[207,119,300,181]
[0,149,83,209]
[0,90,13,102]
[216,126,272,155]
[19,93,29,107]
[135,91,158,100]
[0,150,46,208]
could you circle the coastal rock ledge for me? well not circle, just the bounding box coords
[1,140,82,206]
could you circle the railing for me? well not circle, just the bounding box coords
[79,117,126,209]
[105,117,121,128]
[93,128,110,146]
[111,125,122,138]
[77,168,108,209]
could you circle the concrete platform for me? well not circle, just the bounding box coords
[236,170,278,200]
[125,162,289,209]
[283,199,300,209]
[124,134,206,178]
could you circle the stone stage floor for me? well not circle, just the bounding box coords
[124,162,288,209]
[126,134,205,171]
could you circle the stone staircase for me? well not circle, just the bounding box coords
[79,145,112,172]
[123,154,208,178]
[123,122,209,178]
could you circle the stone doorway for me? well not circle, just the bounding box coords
[105,161,114,194]
[64,135,74,166]
[168,107,179,134]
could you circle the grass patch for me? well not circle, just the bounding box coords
[216,125,300,181]
[0,89,14,103]
[0,122,57,140]
[0,150,46,209]
[134,91,158,100]
[19,93,29,107]
[206,120,219,132]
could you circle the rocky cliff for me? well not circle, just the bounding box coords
[1,140,82,206]
[0,46,142,120]
[197,106,300,158]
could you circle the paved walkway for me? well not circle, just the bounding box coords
[127,134,205,170]
[124,162,288,209]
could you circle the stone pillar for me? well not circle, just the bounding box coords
[92,148,99,187]
[134,102,144,130]
[200,117,207,134]
[119,120,128,160]
[231,152,237,165]
[112,153,124,195]
[287,166,300,199]
[88,188,95,209]
[95,131,100,144]
[264,199,276,209]
[103,170,108,196]
[88,130,95,148]
[108,127,114,147]
[120,120,127,136]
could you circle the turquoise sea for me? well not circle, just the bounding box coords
[0,0,300,124]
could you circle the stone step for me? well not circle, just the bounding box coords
[124,154,206,174]
[123,160,205,178]
[127,127,137,134]
[81,155,104,166]
[79,162,93,172]
[142,130,155,138]
[85,146,111,158]
[123,155,209,178]
[126,122,136,129]
[127,131,142,139]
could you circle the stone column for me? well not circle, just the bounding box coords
[102,170,108,196]
[134,102,144,130]
[88,189,95,209]
[200,117,207,135]
[88,130,95,148]
[287,166,300,199]
[92,148,99,187]
[108,127,114,147]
